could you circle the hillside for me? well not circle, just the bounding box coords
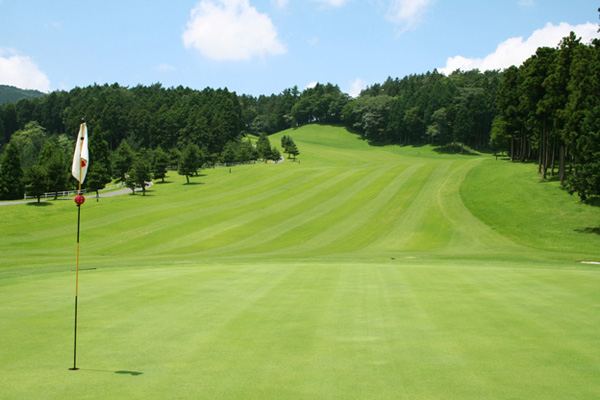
[3,124,597,271]
[1,125,599,399]
[0,84,45,105]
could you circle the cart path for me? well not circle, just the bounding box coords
[0,182,153,206]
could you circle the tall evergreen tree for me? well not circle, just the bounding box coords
[152,146,169,183]
[24,164,48,203]
[113,139,134,183]
[0,141,24,200]
[256,133,272,163]
[38,140,68,199]
[86,130,113,200]
[129,149,153,195]
[287,141,299,161]
[178,143,200,184]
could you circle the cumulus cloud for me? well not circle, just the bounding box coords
[348,78,367,98]
[439,22,598,74]
[387,0,433,31]
[0,49,50,92]
[182,0,286,61]
[305,81,318,90]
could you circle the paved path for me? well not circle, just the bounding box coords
[0,182,153,206]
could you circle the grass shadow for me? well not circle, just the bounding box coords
[26,201,52,207]
[115,370,143,376]
[584,197,600,207]
[184,182,204,185]
[575,227,600,235]
[433,143,480,156]
[80,368,143,376]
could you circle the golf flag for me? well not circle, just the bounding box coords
[71,122,89,184]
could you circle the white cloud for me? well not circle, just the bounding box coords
[0,49,50,92]
[310,0,348,6]
[182,0,286,61]
[305,81,318,90]
[272,0,288,7]
[439,22,598,74]
[348,78,367,98]
[387,0,433,31]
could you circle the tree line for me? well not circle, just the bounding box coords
[491,31,600,201]
[1,14,599,202]
[0,83,301,200]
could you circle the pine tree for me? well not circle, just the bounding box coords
[86,130,113,200]
[152,146,169,183]
[113,140,134,183]
[178,143,200,184]
[38,140,68,199]
[257,133,271,163]
[281,135,290,151]
[287,140,300,161]
[270,146,281,163]
[0,141,24,200]
[24,164,48,203]
[130,149,153,195]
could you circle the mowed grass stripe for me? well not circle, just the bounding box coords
[86,168,334,256]
[182,167,378,257]
[327,160,440,254]
[2,167,307,261]
[284,163,424,257]
[145,168,365,256]
[220,165,411,257]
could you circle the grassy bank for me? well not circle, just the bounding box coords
[1,125,598,399]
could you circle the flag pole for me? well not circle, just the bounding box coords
[70,121,87,371]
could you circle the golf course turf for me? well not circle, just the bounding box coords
[1,125,599,399]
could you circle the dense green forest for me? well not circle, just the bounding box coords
[0,85,44,106]
[1,26,599,201]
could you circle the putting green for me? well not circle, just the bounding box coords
[1,125,599,399]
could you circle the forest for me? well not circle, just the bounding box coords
[0,29,599,202]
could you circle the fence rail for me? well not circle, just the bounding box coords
[23,182,126,200]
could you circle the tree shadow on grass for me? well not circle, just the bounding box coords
[433,143,480,156]
[584,197,600,207]
[26,201,52,206]
[115,370,143,376]
[184,182,204,185]
[575,227,600,235]
[80,368,143,376]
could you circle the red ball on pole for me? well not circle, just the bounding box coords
[74,194,85,205]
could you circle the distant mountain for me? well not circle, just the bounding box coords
[0,84,45,105]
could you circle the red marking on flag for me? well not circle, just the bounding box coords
[81,159,87,167]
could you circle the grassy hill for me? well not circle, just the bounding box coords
[1,125,599,399]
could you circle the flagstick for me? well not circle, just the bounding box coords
[70,202,81,370]
[70,125,85,371]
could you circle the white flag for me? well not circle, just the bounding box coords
[71,122,89,184]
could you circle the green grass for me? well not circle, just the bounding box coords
[1,125,599,399]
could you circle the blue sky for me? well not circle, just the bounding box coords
[0,1,598,96]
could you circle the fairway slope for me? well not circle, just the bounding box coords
[1,125,599,399]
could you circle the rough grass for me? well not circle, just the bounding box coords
[1,125,599,399]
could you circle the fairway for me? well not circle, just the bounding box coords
[1,125,599,399]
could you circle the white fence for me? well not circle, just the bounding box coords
[23,182,126,200]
